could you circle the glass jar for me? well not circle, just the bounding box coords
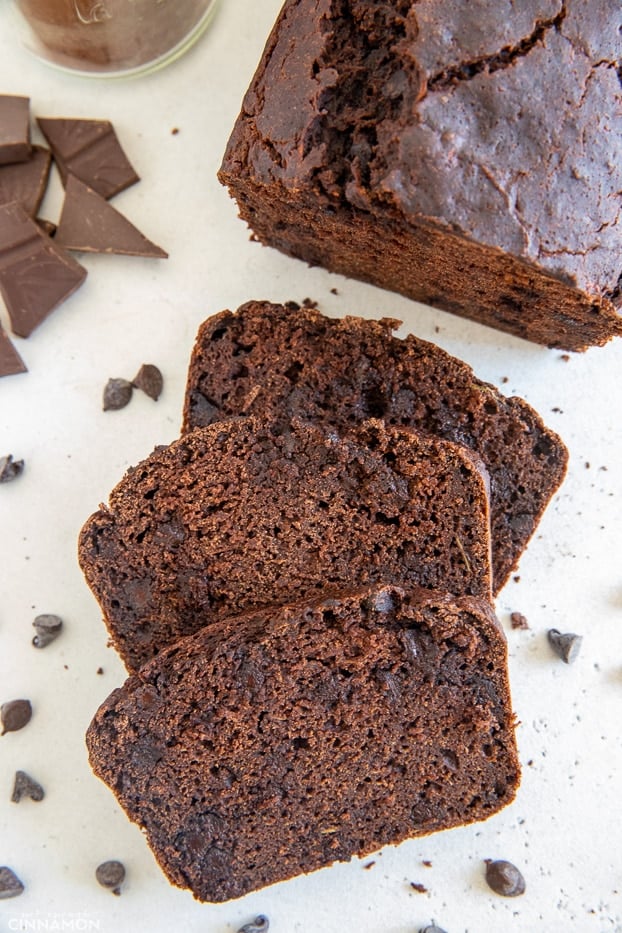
[13,0,219,77]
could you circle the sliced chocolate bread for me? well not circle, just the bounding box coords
[182,301,568,593]
[79,417,492,672]
[86,583,520,903]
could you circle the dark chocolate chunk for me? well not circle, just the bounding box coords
[32,613,63,648]
[0,147,52,216]
[132,363,163,400]
[510,611,529,630]
[548,628,583,664]
[37,117,139,199]
[0,455,24,483]
[11,770,45,802]
[0,866,24,899]
[95,860,125,895]
[0,325,27,376]
[485,859,526,897]
[1,699,32,735]
[56,175,167,258]
[0,201,87,337]
[0,96,30,166]
[103,378,133,411]
[237,918,269,933]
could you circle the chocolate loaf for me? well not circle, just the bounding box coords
[86,583,520,902]
[219,0,622,351]
[183,301,568,593]
[79,417,492,672]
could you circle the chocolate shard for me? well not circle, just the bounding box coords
[0,201,87,338]
[0,147,52,216]
[0,96,31,166]
[37,117,139,199]
[0,326,27,377]
[56,175,167,259]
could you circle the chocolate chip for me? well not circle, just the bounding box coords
[0,455,24,483]
[32,613,63,648]
[132,363,163,401]
[547,628,582,664]
[1,699,32,735]
[419,927,447,933]
[510,611,529,630]
[96,667,104,675]
[95,860,125,895]
[0,866,24,899]
[237,917,270,933]
[11,770,44,802]
[103,378,133,411]
[484,859,526,897]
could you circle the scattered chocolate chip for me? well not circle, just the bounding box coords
[11,770,44,802]
[95,860,125,895]
[171,127,179,135]
[363,860,376,870]
[501,376,509,383]
[330,286,339,295]
[0,454,24,483]
[513,575,521,583]
[103,378,133,411]
[0,201,87,338]
[422,860,432,867]
[0,95,31,165]
[0,866,24,899]
[1,699,32,735]
[510,611,529,630]
[96,667,104,675]
[56,175,167,258]
[547,628,582,664]
[418,925,447,933]
[132,363,163,401]
[237,917,269,933]
[551,406,563,413]
[559,353,570,361]
[410,881,428,893]
[37,117,139,199]
[484,859,526,897]
[32,613,63,648]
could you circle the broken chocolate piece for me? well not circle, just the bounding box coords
[0,328,26,376]
[0,202,87,337]
[547,628,583,664]
[0,96,30,166]
[0,455,25,483]
[132,363,163,400]
[0,147,52,216]
[0,866,24,899]
[11,770,45,803]
[56,175,167,258]
[37,117,139,199]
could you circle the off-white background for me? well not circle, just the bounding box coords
[0,2,620,931]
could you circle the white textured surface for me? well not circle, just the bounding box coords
[0,3,621,931]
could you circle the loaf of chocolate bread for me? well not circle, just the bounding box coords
[219,0,622,350]
[183,301,568,593]
[86,583,520,902]
[79,417,492,672]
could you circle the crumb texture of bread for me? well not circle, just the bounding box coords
[219,0,622,350]
[78,417,492,672]
[183,301,568,591]
[86,584,520,902]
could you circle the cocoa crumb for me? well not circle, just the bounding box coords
[410,881,428,893]
[510,611,529,630]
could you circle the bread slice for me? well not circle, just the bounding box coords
[219,0,622,350]
[183,301,567,593]
[79,417,492,672]
[86,583,520,902]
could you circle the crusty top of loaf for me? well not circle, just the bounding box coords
[223,0,622,301]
